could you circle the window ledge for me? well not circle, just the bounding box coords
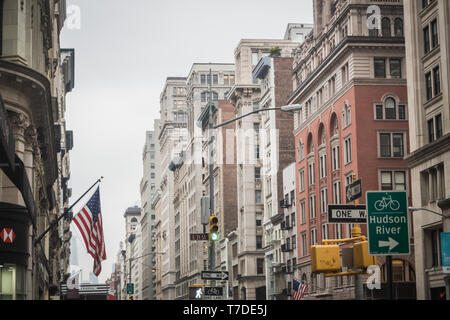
[424,93,443,109]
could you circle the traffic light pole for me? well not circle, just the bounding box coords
[208,68,216,281]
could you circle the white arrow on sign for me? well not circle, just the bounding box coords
[378,237,399,251]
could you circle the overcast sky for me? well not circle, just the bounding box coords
[60,0,313,283]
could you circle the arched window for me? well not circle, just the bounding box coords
[330,113,339,137]
[131,217,138,223]
[394,18,403,37]
[385,97,396,120]
[318,124,326,146]
[382,18,391,37]
[307,134,314,154]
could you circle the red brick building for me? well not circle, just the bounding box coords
[287,0,415,299]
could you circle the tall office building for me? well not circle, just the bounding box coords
[140,122,161,300]
[229,38,299,300]
[171,63,235,300]
[158,77,188,299]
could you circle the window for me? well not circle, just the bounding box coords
[428,114,443,143]
[390,59,402,79]
[382,18,391,37]
[212,92,218,101]
[381,171,406,191]
[320,188,328,214]
[380,133,404,158]
[425,72,433,101]
[308,162,315,185]
[344,136,352,164]
[300,200,306,225]
[292,235,297,249]
[431,19,438,48]
[252,52,259,66]
[201,74,206,85]
[256,212,262,227]
[309,195,316,219]
[385,98,397,120]
[376,105,383,120]
[421,163,445,204]
[424,25,430,54]
[201,92,207,103]
[255,167,261,180]
[374,58,386,78]
[394,18,403,37]
[256,236,263,249]
[341,63,349,85]
[332,145,340,171]
[433,66,441,96]
[335,224,342,239]
[255,145,260,160]
[299,169,305,192]
[399,105,406,120]
[311,228,317,246]
[319,154,327,178]
[333,180,341,204]
[322,223,329,240]
[301,232,307,257]
[298,141,305,161]
[255,190,262,204]
[291,212,296,227]
[213,74,218,85]
[256,258,264,275]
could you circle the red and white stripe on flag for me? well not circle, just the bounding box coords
[72,189,106,276]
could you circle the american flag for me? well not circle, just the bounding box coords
[72,187,106,276]
[292,279,307,300]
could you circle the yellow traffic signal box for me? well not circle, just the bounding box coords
[353,241,377,269]
[311,245,341,273]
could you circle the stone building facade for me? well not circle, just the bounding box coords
[228,38,298,300]
[404,0,450,300]
[0,0,74,300]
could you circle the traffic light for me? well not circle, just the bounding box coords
[353,241,377,269]
[311,245,341,273]
[209,214,219,241]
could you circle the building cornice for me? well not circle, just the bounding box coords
[405,134,450,168]
[289,36,405,104]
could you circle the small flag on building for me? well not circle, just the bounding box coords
[292,279,307,300]
[72,187,106,276]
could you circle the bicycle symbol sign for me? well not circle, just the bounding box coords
[367,191,409,255]
[374,195,400,211]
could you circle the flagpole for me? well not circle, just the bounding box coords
[34,176,104,246]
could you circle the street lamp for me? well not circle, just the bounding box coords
[408,207,449,219]
[212,104,302,129]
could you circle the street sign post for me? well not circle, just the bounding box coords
[190,233,209,241]
[366,191,409,255]
[328,204,367,223]
[201,271,229,281]
[126,283,134,295]
[346,179,362,203]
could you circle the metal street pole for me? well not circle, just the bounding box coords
[352,174,364,300]
[208,68,216,294]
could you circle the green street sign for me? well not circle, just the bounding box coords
[127,283,134,295]
[366,191,409,255]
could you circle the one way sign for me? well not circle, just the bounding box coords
[201,271,229,281]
